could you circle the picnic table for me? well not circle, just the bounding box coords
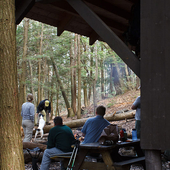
[72,139,145,170]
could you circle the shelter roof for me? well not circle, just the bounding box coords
[16,0,138,45]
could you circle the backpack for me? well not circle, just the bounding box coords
[99,124,119,145]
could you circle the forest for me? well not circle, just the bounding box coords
[17,18,140,121]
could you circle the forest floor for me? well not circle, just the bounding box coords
[24,89,170,169]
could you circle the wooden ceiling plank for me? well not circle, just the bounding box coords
[84,0,130,20]
[66,0,140,78]
[89,31,99,45]
[57,15,73,36]
[15,0,35,24]
[47,3,128,32]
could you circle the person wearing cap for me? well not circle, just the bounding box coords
[37,99,51,125]
[21,93,35,142]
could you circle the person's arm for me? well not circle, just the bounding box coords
[81,120,89,137]
[21,105,23,117]
[131,97,140,110]
[48,102,51,114]
[37,100,43,113]
[47,129,55,149]
[131,104,137,110]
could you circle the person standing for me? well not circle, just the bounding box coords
[131,96,141,138]
[37,99,51,125]
[21,93,35,142]
[40,116,76,170]
[81,105,110,144]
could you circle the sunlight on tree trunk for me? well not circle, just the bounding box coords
[0,1,25,169]
[88,47,93,106]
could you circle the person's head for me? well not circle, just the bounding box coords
[96,105,106,116]
[27,93,33,102]
[54,116,63,126]
[45,100,50,108]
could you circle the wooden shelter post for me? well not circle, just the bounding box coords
[141,0,170,169]
[145,150,161,170]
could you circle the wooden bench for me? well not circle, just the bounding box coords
[50,152,72,160]
[50,152,72,169]
[113,156,145,170]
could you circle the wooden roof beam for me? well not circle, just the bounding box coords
[57,15,73,36]
[89,31,99,45]
[15,0,35,24]
[66,0,140,77]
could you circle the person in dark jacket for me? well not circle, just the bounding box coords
[40,116,76,170]
[37,99,51,125]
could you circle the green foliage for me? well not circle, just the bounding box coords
[107,99,115,108]
[16,18,138,114]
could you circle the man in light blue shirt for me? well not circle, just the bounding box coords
[131,96,141,138]
[81,105,110,144]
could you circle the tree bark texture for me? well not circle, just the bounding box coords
[77,35,81,119]
[0,1,25,169]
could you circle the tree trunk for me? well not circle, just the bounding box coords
[40,23,44,100]
[23,142,47,151]
[0,1,25,169]
[20,18,29,107]
[70,36,75,115]
[38,23,44,105]
[101,58,105,99]
[50,68,54,119]
[88,47,93,106]
[93,43,98,115]
[112,62,122,95]
[51,57,74,117]
[73,34,77,114]
[77,35,81,119]
[42,111,135,133]
[55,84,59,116]
[110,64,114,94]
[28,60,37,124]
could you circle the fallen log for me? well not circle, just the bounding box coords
[42,111,135,134]
[23,142,47,151]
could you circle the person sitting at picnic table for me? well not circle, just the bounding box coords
[40,116,76,170]
[81,105,110,144]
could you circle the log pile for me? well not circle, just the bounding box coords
[41,110,135,134]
